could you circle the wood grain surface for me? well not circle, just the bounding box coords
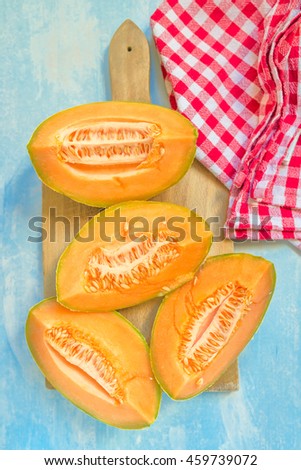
[42,19,238,391]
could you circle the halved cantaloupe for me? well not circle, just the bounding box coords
[27,101,197,206]
[26,298,161,429]
[150,253,276,400]
[56,201,212,312]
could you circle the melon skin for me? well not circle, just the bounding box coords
[150,253,276,400]
[56,200,212,312]
[26,298,161,429]
[27,101,198,207]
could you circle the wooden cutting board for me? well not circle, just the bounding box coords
[43,20,238,392]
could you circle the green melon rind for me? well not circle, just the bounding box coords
[150,253,277,401]
[56,200,212,312]
[25,297,162,429]
[27,102,198,207]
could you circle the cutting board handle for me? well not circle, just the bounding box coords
[109,19,151,103]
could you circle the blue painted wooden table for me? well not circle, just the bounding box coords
[1,0,301,450]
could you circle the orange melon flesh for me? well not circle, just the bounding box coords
[27,101,197,207]
[26,298,161,429]
[56,201,212,312]
[150,253,276,400]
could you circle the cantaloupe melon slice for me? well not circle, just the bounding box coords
[27,101,197,206]
[26,298,161,429]
[151,253,276,399]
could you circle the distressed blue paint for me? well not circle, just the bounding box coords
[1,0,301,450]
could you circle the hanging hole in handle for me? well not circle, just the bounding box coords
[127,46,132,52]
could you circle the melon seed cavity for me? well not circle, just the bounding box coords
[56,121,164,167]
[178,282,253,374]
[45,323,124,403]
[83,229,180,293]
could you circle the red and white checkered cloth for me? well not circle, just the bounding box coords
[151,0,301,247]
